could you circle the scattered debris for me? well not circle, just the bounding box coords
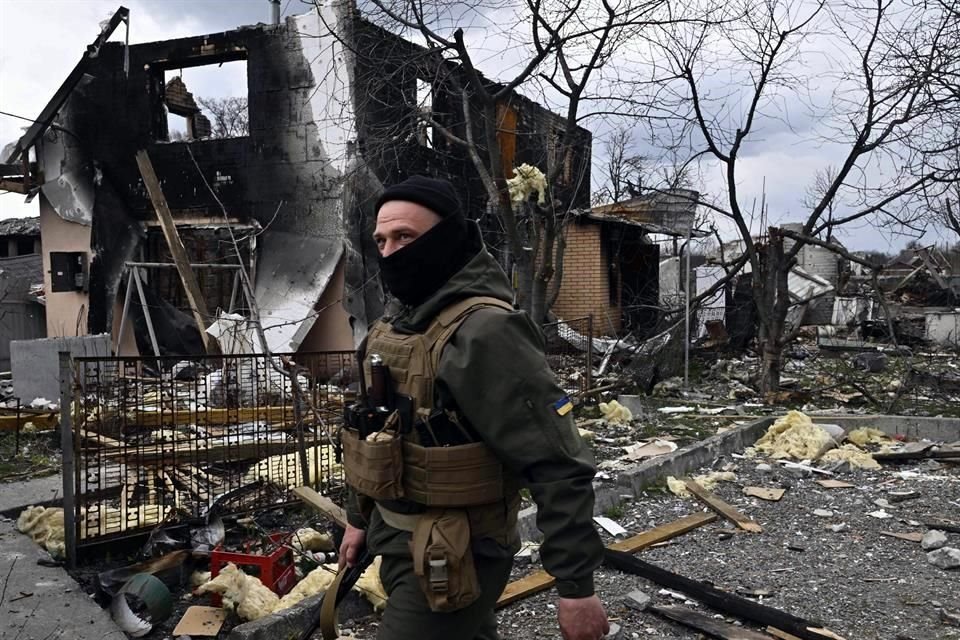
[743,486,786,502]
[751,411,840,460]
[926,547,960,570]
[684,478,763,533]
[622,589,652,612]
[921,530,948,550]
[172,605,226,637]
[879,531,924,543]
[593,516,629,538]
[815,479,855,489]
[667,472,737,498]
[110,573,173,637]
[599,400,633,424]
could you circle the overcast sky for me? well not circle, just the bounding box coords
[0,0,946,254]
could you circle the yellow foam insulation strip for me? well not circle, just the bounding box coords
[17,503,171,558]
[666,471,737,498]
[846,427,891,446]
[753,410,835,460]
[820,444,881,470]
[242,444,341,489]
[16,506,66,559]
[199,558,388,622]
[291,527,335,553]
[599,400,632,425]
[197,563,280,621]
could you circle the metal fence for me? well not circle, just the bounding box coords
[542,315,594,395]
[63,351,355,558]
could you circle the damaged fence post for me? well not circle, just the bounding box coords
[59,350,77,568]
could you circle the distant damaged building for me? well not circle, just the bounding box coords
[0,3,591,358]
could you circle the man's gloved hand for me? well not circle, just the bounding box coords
[558,595,609,640]
[338,523,366,569]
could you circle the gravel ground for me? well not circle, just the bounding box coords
[496,456,960,640]
[340,452,960,640]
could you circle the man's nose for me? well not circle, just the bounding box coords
[381,239,399,257]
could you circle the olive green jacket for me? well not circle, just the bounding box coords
[347,235,603,598]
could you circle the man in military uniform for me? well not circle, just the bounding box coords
[339,176,608,640]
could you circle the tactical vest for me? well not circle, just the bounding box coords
[341,296,521,539]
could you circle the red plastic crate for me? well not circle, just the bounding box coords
[208,532,296,605]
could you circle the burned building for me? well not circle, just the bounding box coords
[1,3,591,358]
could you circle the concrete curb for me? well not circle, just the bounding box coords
[227,592,324,640]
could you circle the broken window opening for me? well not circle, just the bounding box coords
[415,78,433,149]
[16,237,36,256]
[158,58,248,142]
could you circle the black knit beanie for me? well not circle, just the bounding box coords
[375,175,465,227]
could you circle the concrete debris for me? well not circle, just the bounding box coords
[622,589,652,612]
[927,547,960,570]
[814,509,834,518]
[941,608,960,627]
[921,530,948,551]
[853,352,889,373]
[867,509,893,519]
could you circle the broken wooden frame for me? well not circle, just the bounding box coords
[60,349,355,561]
[604,550,847,640]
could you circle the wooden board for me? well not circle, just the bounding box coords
[136,149,214,353]
[293,486,348,529]
[879,531,923,543]
[743,487,786,502]
[651,604,776,639]
[173,606,226,637]
[814,480,855,489]
[497,512,717,608]
[88,406,297,429]
[685,479,763,533]
[0,412,58,433]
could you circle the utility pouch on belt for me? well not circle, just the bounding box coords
[341,411,405,500]
[409,509,481,612]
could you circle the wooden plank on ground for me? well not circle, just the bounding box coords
[609,512,717,552]
[651,604,776,639]
[0,412,58,433]
[743,487,786,502]
[814,480,855,489]
[293,486,348,529]
[879,531,924,543]
[497,512,717,609]
[685,479,763,533]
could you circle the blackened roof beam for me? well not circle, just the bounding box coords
[4,6,129,165]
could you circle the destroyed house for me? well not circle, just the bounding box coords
[551,190,699,336]
[1,4,591,360]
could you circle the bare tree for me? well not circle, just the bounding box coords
[198,97,249,138]
[635,0,960,393]
[595,126,647,204]
[358,0,683,323]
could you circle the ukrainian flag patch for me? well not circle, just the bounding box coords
[553,396,574,416]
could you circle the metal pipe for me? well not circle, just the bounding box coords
[270,0,281,25]
[59,351,77,567]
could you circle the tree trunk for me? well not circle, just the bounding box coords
[755,228,789,395]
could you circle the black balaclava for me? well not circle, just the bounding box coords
[376,176,477,307]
